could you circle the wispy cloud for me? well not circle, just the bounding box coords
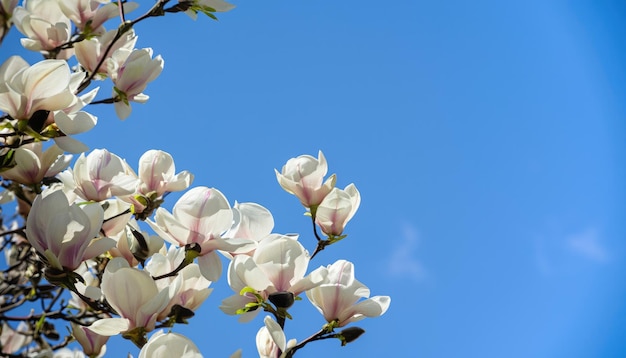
[567,228,610,263]
[533,226,610,276]
[388,223,426,281]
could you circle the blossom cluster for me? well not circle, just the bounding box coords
[0,1,390,357]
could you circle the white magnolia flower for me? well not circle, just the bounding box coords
[306,260,391,327]
[25,188,114,271]
[315,184,361,237]
[52,348,86,358]
[12,0,72,58]
[0,58,77,121]
[0,0,19,43]
[52,74,99,153]
[109,218,164,267]
[275,150,336,208]
[111,48,164,119]
[139,331,202,358]
[58,0,138,34]
[256,316,297,358]
[69,148,139,202]
[75,28,137,78]
[0,142,72,185]
[149,186,255,281]
[136,149,193,197]
[145,246,213,321]
[1,322,32,354]
[71,322,108,358]
[89,258,176,336]
[224,202,274,242]
[220,234,326,322]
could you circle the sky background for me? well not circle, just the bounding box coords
[2,0,626,357]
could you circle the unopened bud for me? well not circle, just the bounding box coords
[268,291,295,309]
[338,327,365,346]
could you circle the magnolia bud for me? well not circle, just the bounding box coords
[268,291,295,309]
[338,327,365,346]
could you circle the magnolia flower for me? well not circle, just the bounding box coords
[1,322,31,354]
[52,348,87,358]
[148,186,256,281]
[0,142,71,185]
[68,260,102,311]
[224,202,274,242]
[136,149,193,197]
[75,28,137,78]
[221,201,274,258]
[109,219,164,267]
[0,0,19,41]
[125,149,193,214]
[306,260,390,327]
[256,316,297,358]
[58,0,138,34]
[0,58,77,121]
[182,0,235,20]
[25,188,114,271]
[145,246,213,321]
[315,184,361,237]
[275,150,336,208]
[100,198,133,238]
[89,257,175,336]
[71,322,108,357]
[12,0,72,58]
[139,331,202,358]
[220,234,327,322]
[51,73,99,153]
[69,148,139,202]
[111,48,164,119]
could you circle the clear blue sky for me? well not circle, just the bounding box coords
[2,0,625,357]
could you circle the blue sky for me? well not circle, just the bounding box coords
[2,0,626,357]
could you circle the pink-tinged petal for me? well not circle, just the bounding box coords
[22,60,69,99]
[4,146,41,184]
[0,91,22,117]
[0,56,29,88]
[138,331,201,358]
[136,288,171,330]
[55,111,97,135]
[163,171,193,193]
[82,202,105,238]
[220,295,260,323]
[148,209,189,246]
[102,260,161,324]
[53,136,89,154]
[174,187,230,223]
[228,255,272,292]
[289,266,327,296]
[204,237,256,254]
[87,318,130,336]
[82,237,116,261]
[197,251,222,281]
[43,145,71,177]
[338,296,391,326]
[263,316,286,352]
[253,235,308,291]
[43,249,63,270]
[114,100,131,120]
[31,90,75,114]
[227,202,274,241]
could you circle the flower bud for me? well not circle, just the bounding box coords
[338,327,365,346]
[268,291,295,309]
